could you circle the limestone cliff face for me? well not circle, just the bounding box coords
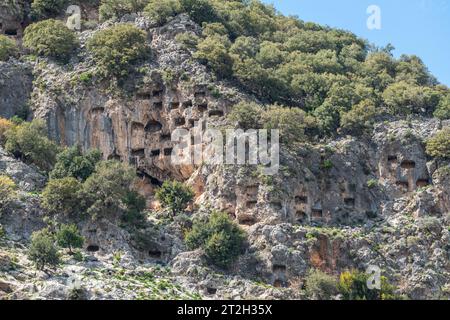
[1,14,449,300]
[30,15,246,188]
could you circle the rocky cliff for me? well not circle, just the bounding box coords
[1,7,449,300]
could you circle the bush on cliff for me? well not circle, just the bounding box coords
[262,105,307,146]
[0,118,14,146]
[426,128,450,159]
[81,160,137,219]
[227,102,308,145]
[31,0,68,20]
[434,94,450,120]
[5,119,59,172]
[340,99,378,134]
[305,269,338,300]
[155,180,194,216]
[144,0,181,26]
[0,35,18,61]
[0,175,17,213]
[99,0,148,21]
[227,102,263,131]
[338,269,398,300]
[87,24,149,78]
[28,228,60,271]
[50,145,101,181]
[41,177,83,216]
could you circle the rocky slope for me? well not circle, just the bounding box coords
[1,10,449,300]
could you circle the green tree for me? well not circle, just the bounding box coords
[434,94,450,120]
[0,35,18,61]
[5,119,59,172]
[185,211,246,268]
[50,145,101,181]
[56,224,84,254]
[82,160,136,219]
[194,34,232,78]
[99,0,148,21]
[0,175,17,213]
[23,19,79,60]
[426,128,450,159]
[262,105,307,146]
[144,0,181,26]
[340,99,378,134]
[256,41,284,68]
[41,177,83,216]
[155,180,194,216]
[28,228,60,271]
[305,269,338,300]
[87,24,149,78]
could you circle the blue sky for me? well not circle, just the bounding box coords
[263,0,450,86]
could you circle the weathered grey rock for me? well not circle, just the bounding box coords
[0,61,33,119]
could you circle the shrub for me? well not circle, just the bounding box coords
[194,34,232,78]
[0,224,5,239]
[23,19,78,60]
[0,35,18,61]
[28,228,60,271]
[0,118,14,145]
[228,102,263,130]
[340,99,378,134]
[185,211,246,268]
[31,0,68,20]
[305,269,338,300]
[68,286,88,300]
[56,224,84,254]
[321,159,333,170]
[78,72,93,85]
[82,160,136,219]
[10,116,25,126]
[382,81,438,115]
[262,105,307,146]
[433,94,450,120]
[50,145,101,181]
[87,24,149,78]
[0,175,17,212]
[166,0,447,138]
[426,128,450,159]
[179,0,218,25]
[338,269,397,300]
[144,0,181,26]
[121,190,146,225]
[41,177,83,216]
[367,179,378,189]
[5,119,59,172]
[155,180,194,216]
[175,32,198,50]
[99,0,148,21]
